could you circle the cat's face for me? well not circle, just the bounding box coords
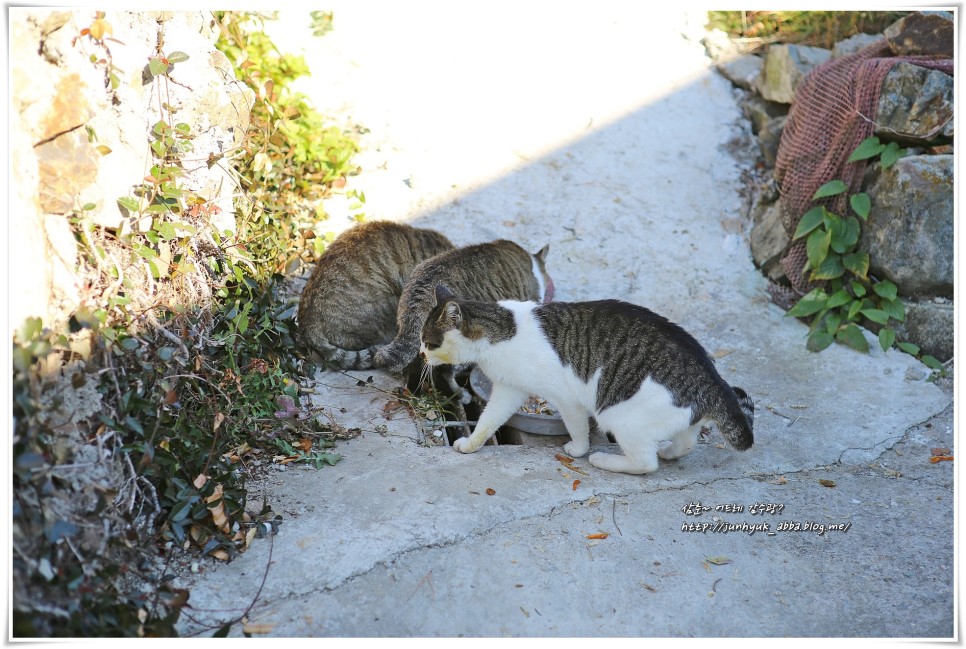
[420,286,465,366]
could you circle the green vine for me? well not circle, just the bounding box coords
[785,136,943,373]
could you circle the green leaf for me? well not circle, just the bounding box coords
[793,206,826,240]
[897,341,920,356]
[826,290,852,309]
[882,297,905,322]
[787,289,829,318]
[850,193,871,220]
[873,280,898,301]
[806,228,831,269]
[850,281,867,297]
[836,324,869,353]
[841,216,860,248]
[119,337,140,351]
[847,136,885,162]
[807,330,835,352]
[149,57,170,76]
[824,212,847,253]
[878,328,896,352]
[812,254,845,280]
[117,196,140,213]
[167,51,190,64]
[158,222,177,240]
[813,179,847,199]
[921,355,943,370]
[824,312,843,336]
[880,141,902,168]
[847,300,863,321]
[843,252,870,279]
[860,308,890,325]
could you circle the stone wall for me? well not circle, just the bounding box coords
[10,9,254,332]
[707,12,954,360]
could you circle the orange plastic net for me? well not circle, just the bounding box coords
[773,38,953,292]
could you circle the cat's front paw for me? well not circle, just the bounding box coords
[563,440,589,457]
[453,437,481,454]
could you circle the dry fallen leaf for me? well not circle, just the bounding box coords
[930,455,953,464]
[572,479,581,491]
[767,476,788,485]
[554,453,589,476]
[242,624,275,635]
[931,447,950,456]
[206,484,230,534]
[705,556,732,565]
[586,533,608,540]
[485,488,496,496]
[818,479,836,488]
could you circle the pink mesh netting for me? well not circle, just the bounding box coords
[773,38,954,292]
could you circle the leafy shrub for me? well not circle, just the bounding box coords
[12,11,358,636]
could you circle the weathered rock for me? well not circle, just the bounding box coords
[885,11,953,57]
[757,115,786,168]
[741,95,788,136]
[36,129,99,214]
[875,62,953,145]
[895,299,953,362]
[701,28,742,62]
[750,198,788,281]
[9,9,254,329]
[860,154,953,297]
[831,32,882,59]
[757,44,832,104]
[717,54,763,91]
[39,73,95,142]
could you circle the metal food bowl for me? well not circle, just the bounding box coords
[469,367,568,436]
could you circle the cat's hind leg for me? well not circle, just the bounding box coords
[454,382,526,454]
[588,445,660,475]
[590,397,690,475]
[657,423,702,461]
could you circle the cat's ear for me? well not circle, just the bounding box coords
[534,243,550,262]
[444,301,462,327]
[434,283,455,306]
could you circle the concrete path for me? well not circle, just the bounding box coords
[177,5,955,637]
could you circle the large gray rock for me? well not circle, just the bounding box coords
[831,32,882,59]
[701,28,742,61]
[757,115,786,168]
[749,198,788,281]
[717,54,763,91]
[896,299,953,362]
[860,155,953,297]
[875,62,953,145]
[741,94,788,135]
[756,44,832,104]
[885,11,954,57]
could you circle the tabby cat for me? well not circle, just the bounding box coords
[420,286,754,475]
[297,220,454,369]
[374,240,554,375]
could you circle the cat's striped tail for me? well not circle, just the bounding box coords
[719,386,754,451]
[304,339,380,370]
